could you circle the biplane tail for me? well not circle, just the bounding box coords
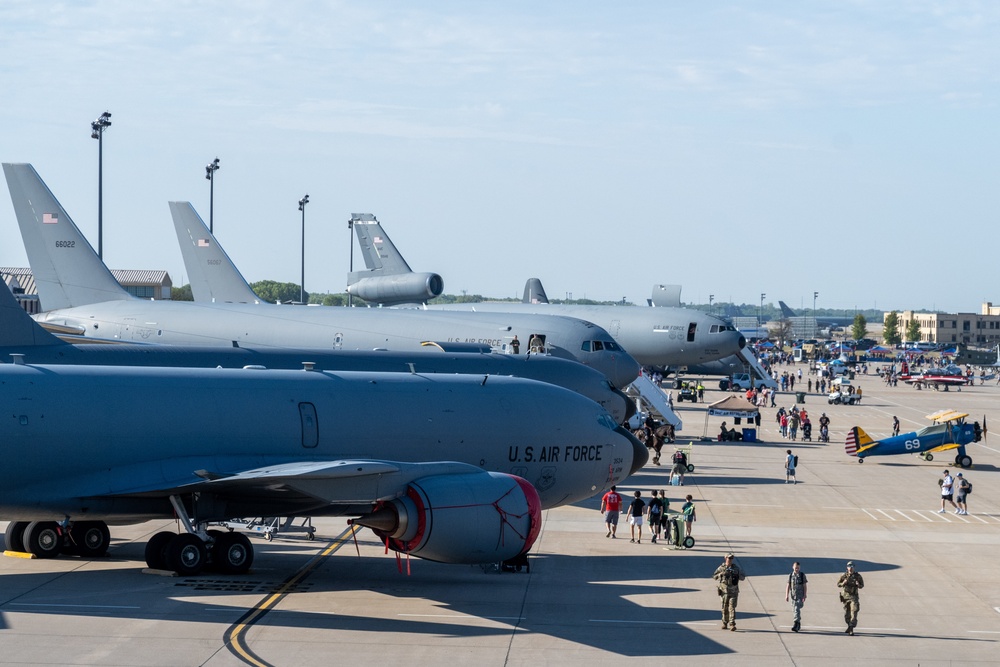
[845,426,876,457]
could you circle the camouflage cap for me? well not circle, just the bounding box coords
[846,561,855,568]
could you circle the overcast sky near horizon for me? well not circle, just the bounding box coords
[1,2,997,312]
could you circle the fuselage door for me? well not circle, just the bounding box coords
[687,322,697,342]
[299,402,319,448]
[333,333,344,350]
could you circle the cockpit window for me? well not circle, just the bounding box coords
[597,413,617,430]
[603,340,622,351]
[580,341,591,352]
[592,341,604,351]
[710,325,720,333]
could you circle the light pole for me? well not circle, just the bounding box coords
[347,215,354,307]
[759,292,766,338]
[813,291,819,337]
[90,111,112,260]
[205,158,220,233]
[709,294,714,315]
[298,194,309,304]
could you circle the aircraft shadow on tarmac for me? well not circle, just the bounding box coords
[0,539,908,658]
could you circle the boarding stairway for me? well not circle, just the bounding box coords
[741,348,779,389]
[626,373,683,430]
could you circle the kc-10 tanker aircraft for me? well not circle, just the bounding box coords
[2,164,639,390]
[0,361,645,575]
[0,280,632,422]
[335,211,746,368]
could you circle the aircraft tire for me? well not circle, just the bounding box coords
[144,531,176,570]
[212,532,254,575]
[166,534,207,576]
[4,521,29,553]
[23,521,63,559]
[924,453,933,462]
[69,521,111,557]
[958,455,973,468]
[858,458,864,463]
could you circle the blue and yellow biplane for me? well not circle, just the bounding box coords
[846,410,983,468]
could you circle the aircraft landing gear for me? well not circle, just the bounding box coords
[857,457,865,463]
[4,520,112,559]
[956,454,973,468]
[920,453,933,462]
[142,495,256,575]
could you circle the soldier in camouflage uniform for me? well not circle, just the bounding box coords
[784,561,808,632]
[836,561,864,635]
[713,553,746,631]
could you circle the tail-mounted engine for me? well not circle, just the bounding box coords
[352,471,541,564]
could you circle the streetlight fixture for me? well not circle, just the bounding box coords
[90,111,112,260]
[347,215,354,307]
[298,194,309,304]
[813,291,819,338]
[709,294,714,315]
[759,293,766,339]
[205,158,220,233]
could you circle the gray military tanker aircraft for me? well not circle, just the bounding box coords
[169,199,743,371]
[3,164,639,390]
[0,281,632,422]
[0,362,645,574]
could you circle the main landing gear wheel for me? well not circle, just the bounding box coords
[69,521,111,557]
[4,521,29,553]
[857,458,865,464]
[144,531,176,570]
[166,534,208,576]
[922,453,933,462]
[211,532,254,575]
[23,521,63,559]
[957,454,973,468]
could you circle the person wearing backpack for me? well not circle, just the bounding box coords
[784,561,808,632]
[646,489,664,544]
[785,450,797,484]
[956,472,971,515]
[670,449,688,486]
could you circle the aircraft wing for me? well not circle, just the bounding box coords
[112,459,486,505]
[926,410,968,423]
[926,443,961,454]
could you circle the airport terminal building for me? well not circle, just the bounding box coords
[892,304,1000,347]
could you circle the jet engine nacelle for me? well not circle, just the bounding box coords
[356,471,541,564]
[347,272,444,305]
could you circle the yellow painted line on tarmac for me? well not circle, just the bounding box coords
[224,526,355,667]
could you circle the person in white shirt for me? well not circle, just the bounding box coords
[939,470,959,513]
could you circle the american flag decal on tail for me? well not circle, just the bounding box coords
[42,213,58,224]
[845,428,859,456]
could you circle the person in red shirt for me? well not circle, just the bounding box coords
[600,485,623,538]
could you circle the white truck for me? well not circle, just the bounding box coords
[719,373,759,391]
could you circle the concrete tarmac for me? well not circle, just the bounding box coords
[2,367,999,665]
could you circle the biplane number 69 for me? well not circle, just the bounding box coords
[845,410,983,468]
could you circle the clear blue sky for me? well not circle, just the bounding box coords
[1,2,997,312]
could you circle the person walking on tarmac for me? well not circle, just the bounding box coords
[713,553,746,631]
[600,485,622,538]
[837,561,865,635]
[785,561,808,632]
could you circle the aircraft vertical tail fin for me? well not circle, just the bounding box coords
[351,214,412,276]
[0,278,64,347]
[522,278,549,304]
[650,284,682,308]
[169,202,263,304]
[778,301,797,319]
[845,426,874,457]
[3,163,133,310]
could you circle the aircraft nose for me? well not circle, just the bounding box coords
[619,389,638,423]
[610,352,641,389]
[617,425,648,475]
